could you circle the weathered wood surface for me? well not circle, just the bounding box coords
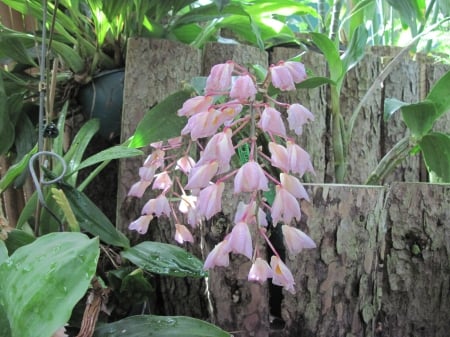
[119,38,450,336]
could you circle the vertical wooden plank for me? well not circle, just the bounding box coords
[379,183,450,337]
[277,185,385,337]
[201,43,271,337]
[270,48,328,183]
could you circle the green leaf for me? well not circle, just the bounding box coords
[73,146,143,172]
[0,241,7,265]
[3,229,35,255]
[0,232,99,337]
[0,38,37,66]
[341,24,368,74]
[128,90,194,148]
[418,132,450,183]
[121,242,207,278]
[50,188,80,232]
[309,32,344,86]
[94,315,230,337]
[401,100,439,138]
[296,76,336,89]
[384,98,409,120]
[0,74,15,155]
[0,302,11,337]
[59,183,130,248]
[0,144,37,194]
[425,70,450,117]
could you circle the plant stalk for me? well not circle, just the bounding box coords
[331,87,346,183]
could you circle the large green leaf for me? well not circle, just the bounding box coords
[0,241,7,265]
[3,229,35,255]
[121,242,207,278]
[128,89,194,148]
[0,144,37,194]
[310,32,344,85]
[425,70,450,117]
[74,146,143,172]
[94,315,230,337]
[59,183,130,248]
[0,232,99,337]
[341,24,368,74]
[0,302,11,337]
[419,132,450,183]
[401,100,439,138]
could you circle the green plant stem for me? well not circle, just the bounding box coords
[331,87,346,183]
[365,136,412,185]
[78,160,111,192]
[329,0,343,41]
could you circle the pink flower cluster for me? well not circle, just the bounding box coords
[128,60,316,293]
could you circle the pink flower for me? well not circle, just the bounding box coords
[287,104,314,135]
[234,201,268,227]
[176,156,196,174]
[281,225,316,255]
[139,166,156,181]
[271,185,301,225]
[174,224,194,244]
[269,142,289,172]
[280,173,309,201]
[234,161,269,193]
[129,214,153,234]
[179,194,201,227]
[143,149,165,168]
[142,194,171,217]
[270,255,295,293]
[128,180,151,198]
[196,128,234,174]
[197,182,225,220]
[181,108,223,140]
[285,61,307,83]
[258,107,286,137]
[167,136,183,147]
[205,62,234,95]
[185,161,219,190]
[248,257,273,283]
[220,101,243,124]
[270,63,295,91]
[204,239,231,269]
[286,141,315,177]
[230,74,257,101]
[228,221,253,259]
[152,171,172,191]
[178,95,213,117]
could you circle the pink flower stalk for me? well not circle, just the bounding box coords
[268,142,289,172]
[234,201,268,227]
[128,180,151,198]
[179,194,201,227]
[234,161,269,193]
[286,141,315,177]
[205,62,234,95]
[152,171,173,191]
[174,224,194,244]
[143,149,165,168]
[281,225,316,255]
[139,166,156,182]
[176,155,196,174]
[280,173,310,201]
[287,103,314,135]
[270,255,295,293]
[197,182,225,220]
[284,61,307,83]
[181,108,223,140]
[271,185,301,225]
[258,107,287,137]
[177,95,213,117]
[128,214,153,234]
[270,63,295,91]
[248,257,273,284]
[228,221,253,259]
[230,74,258,101]
[142,194,171,217]
[204,239,231,269]
[185,161,219,190]
[196,128,235,174]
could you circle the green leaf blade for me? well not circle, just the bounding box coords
[121,242,207,278]
[401,100,439,138]
[419,132,450,183]
[0,232,99,337]
[94,315,231,337]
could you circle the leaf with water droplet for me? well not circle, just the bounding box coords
[121,242,207,278]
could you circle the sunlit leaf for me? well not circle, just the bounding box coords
[0,232,99,337]
[309,32,344,84]
[121,242,207,278]
[51,188,80,232]
[94,315,230,337]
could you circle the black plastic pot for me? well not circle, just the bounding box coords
[78,69,124,139]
